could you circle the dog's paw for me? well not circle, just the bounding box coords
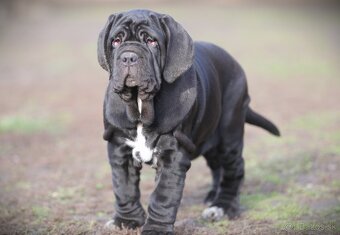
[105,217,142,230]
[224,199,242,219]
[202,206,224,221]
[104,220,120,230]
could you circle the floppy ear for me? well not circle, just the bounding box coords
[160,15,194,83]
[97,14,115,72]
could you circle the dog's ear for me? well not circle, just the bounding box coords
[97,14,116,72]
[160,15,194,83]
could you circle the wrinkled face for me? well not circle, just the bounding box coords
[107,13,166,102]
[98,10,194,109]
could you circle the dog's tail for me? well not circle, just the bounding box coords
[246,108,280,136]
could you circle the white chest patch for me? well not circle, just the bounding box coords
[125,98,154,163]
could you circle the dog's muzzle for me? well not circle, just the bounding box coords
[111,43,160,119]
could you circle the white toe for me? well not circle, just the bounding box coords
[202,206,224,221]
[104,219,118,229]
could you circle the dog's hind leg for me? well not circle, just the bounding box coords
[202,137,245,221]
[203,152,222,205]
[202,77,248,221]
[202,133,245,222]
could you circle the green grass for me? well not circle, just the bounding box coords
[319,204,340,218]
[16,181,32,190]
[208,220,229,235]
[289,112,340,132]
[245,56,338,80]
[241,193,277,209]
[331,180,340,189]
[245,110,339,188]
[95,183,104,190]
[32,206,50,220]
[50,186,83,202]
[309,205,340,232]
[200,216,229,235]
[0,114,71,135]
[241,192,306,220]
[245,194,309,221]
[286,184,331,199]
[246,151,313,187]
[241,109,339,232]
[287,112,340,156]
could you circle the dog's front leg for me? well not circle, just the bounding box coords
[142,135,191,235]
[107,137,146,229]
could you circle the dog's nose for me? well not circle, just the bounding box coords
[121,52,139,66]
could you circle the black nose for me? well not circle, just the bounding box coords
[120,52,139,66]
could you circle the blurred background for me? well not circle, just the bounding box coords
[0,0,339,234]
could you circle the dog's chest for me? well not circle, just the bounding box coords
[124,99,156,164]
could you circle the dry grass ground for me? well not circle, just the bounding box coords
[0,1,339,234]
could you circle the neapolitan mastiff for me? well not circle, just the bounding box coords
[97,9,280,235]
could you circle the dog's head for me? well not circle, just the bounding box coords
[98,10,194,102]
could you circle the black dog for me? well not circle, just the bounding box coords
[97,9,280,235]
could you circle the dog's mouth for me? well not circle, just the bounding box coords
[114,76,158,102]
[125,76,138,88]
[119,85,138,101]
[111,74,138,101]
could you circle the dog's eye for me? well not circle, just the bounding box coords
[112,38,122,47]
[146,37,158,47]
